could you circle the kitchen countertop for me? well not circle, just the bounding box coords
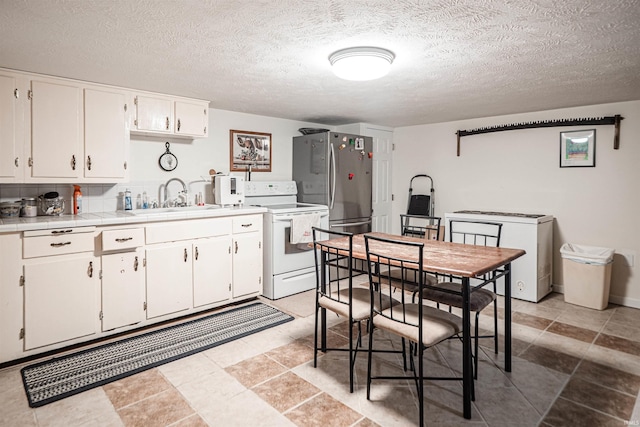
[0,205,267,233]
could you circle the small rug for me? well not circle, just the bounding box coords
[21,302,293,407]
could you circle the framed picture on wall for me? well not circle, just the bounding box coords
[560,129,596,168]
[229,130,272,172]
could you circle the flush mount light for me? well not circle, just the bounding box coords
[329,47,395,81]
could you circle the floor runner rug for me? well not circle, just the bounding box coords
[21,302,293,407]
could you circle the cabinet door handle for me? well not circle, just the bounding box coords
[235,241,238,254]
[87,155,92,171]
[51,229,72,234]
[71,155,76,170]
[195,246,199,260]
[184,248,188,262]
[115,237,133,242]
[134,256,139,271]
[14,157,19,167]
[177,118,181,132]
[241,223,252,228]
[166,116,170,130]
[88,261,93,278]
[50,241,71,247]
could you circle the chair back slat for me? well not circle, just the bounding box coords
[365,234,425,327]
[313,227,353,307]
[449,220,502,247]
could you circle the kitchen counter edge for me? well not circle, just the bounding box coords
[0,206,268,233]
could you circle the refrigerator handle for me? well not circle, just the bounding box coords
[329,143,336,210]
[330,219,372,228]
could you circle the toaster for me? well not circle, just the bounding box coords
[214,175,245,206]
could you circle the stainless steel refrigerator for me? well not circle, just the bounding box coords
[292,132,373,234]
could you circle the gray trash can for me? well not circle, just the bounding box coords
[560,243,614,310]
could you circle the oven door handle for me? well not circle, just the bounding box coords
[274,213,329,222]
[330,219,372,228]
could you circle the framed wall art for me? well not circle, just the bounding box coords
[230,130,272,172]
[560,129,596,168]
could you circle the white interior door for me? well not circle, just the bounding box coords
[369,127,393,232]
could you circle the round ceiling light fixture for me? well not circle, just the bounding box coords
[329,47,395,81]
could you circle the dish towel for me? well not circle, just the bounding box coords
[290,213,321,244]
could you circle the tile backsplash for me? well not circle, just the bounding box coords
[0,179,213,214]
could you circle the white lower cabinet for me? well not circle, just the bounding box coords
[232,232,262,298]
[0,232,25,363]
[193,236,233,307]
[231,215,263,298]
[145,243,193,319]
[0,213,264,365]
[101,249,145,331]
[24,254,99,350]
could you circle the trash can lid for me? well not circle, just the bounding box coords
[560,243,614,264]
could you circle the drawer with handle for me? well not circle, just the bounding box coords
[232,214,262,234]
[23,227,96,258]
[101,228,145,251]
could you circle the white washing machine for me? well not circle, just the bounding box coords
[444,211,554,302]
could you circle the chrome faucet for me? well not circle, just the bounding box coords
[163,177,188,207]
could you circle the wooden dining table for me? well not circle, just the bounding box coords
[317,232,526,419]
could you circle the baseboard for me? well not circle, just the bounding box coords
[552,284,640,309]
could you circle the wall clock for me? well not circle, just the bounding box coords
[159,142,178,171]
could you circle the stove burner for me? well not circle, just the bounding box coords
[454,210,546,219]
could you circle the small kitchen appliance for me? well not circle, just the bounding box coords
[214,175,245,206]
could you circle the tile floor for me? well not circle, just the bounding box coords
[1,288,640,427]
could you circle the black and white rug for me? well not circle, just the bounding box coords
[21,302,293,407]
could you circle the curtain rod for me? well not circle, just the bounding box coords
[455,115,623,156]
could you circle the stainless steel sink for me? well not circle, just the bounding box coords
[126,205,222,215]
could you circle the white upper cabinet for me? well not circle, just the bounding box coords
[26,78,129,183]
[0,67,210,184]
[0,72,22,182]
[84,87,129,179]
[133,94,173,134]
[175,100,208,137]
[132,92,209,139]
[29,79,83,179]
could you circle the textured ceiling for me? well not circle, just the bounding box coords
[1,0,639,127]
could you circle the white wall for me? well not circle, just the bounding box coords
[393,100,640,307]
[0,109,330,211]
[126,109,330,205]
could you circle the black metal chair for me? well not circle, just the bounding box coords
[364,234,463,427]
[400,214,441,241]
[386,215,441,296]
[421,219,502,380]
[312,227,399,393]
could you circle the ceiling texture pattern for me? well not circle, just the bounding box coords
[1,0,639,127]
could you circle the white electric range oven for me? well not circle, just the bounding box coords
[245,181,329,299]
